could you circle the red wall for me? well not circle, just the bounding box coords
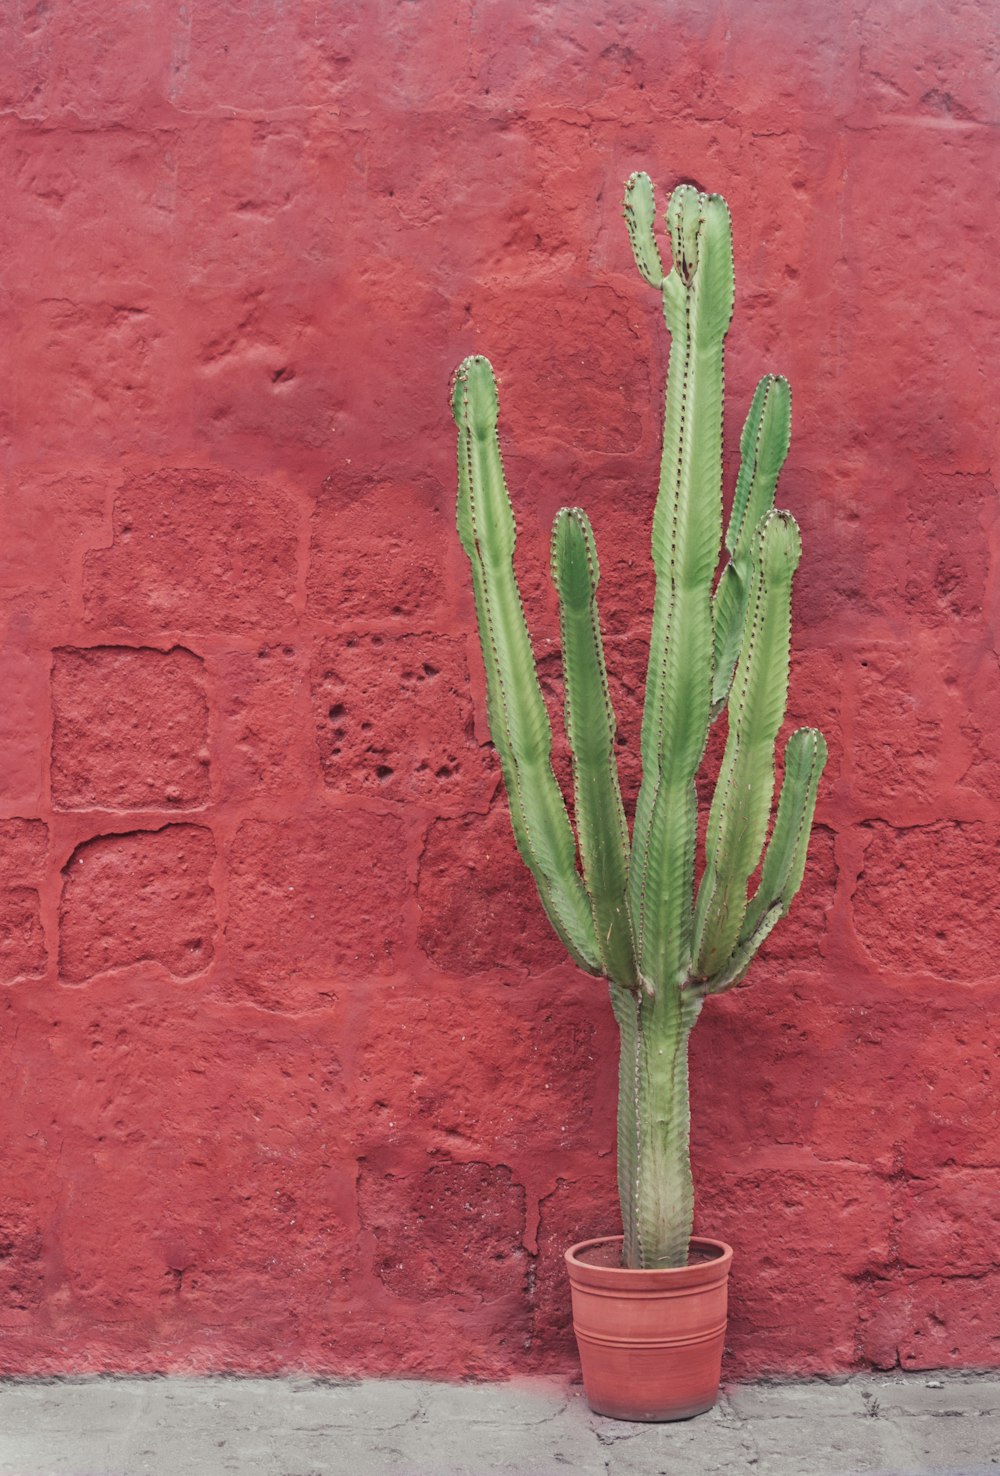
[0,0,998,1380]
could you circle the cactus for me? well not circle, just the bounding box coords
[451,175,827,1271]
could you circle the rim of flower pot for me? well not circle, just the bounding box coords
[565,1234,733,1292]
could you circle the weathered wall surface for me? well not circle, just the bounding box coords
[0,0,998,1379]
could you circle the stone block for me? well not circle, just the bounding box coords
[190,295,341,456]
[59,825,215,983]
[953,645,1000,803]
[898,1170,1000,1277]
[850,646,950,813]
[357,1155,527,1304]
[864,1274,1000,1371]
[697,1163,893,1283]
[868,474,991,625]
[0,1203,44,1323]
[858,0,1000,125]
[83,469,298,633]
[0,821,47,877]
[0,469,107,625]
[168,3,316,113]
[0,8,174,124]
[307,474,449,624]
[226,809,409,1009]
[0,891,46,987]
[958,716,1000,803]
[215,642,315,802]
[19,981,351,1348]
[357,976,614,1160]
[837,135,996,475]
[897,994,1000,1174]
[697,1165,893,1377]
[51,646,210,811]
[417,804,567,977]
[691,992,906,1168]
[778,993,947,1171]
[473,285,646,456]
[531,1173,621,1364]
[312,633,494,811]
[0,645,48,811]
[853,820,1000,981]
[17,299,177,459]
[0,820,47,984]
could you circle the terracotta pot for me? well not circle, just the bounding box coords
[565,1234,733,1422]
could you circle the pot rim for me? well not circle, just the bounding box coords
[565,1234,733,1292]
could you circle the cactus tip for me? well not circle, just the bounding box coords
[758,506,803,572]
[625,169,652,192]
[451,354,499,432]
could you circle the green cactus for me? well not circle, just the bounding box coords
[452,174,827,1271]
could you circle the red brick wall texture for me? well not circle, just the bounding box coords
[0,0,998,1380]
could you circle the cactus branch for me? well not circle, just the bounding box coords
[623,171,664,289]
[692,509,801,980]
[742,725,827,942]
[629,188,734,992]
[551,508,637,987]
[453,357,602,975]
[712,375,792,718]
[694,728,826,997]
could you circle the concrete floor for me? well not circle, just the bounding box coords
[0,1372,997,1475]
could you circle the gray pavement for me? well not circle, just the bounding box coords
[0,1372,997,1475]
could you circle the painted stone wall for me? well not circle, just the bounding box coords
[0,0,998,1379]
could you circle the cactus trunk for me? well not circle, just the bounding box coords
[618,982,703,1268]
[453,172,827,1273]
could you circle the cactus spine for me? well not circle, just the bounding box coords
[452,175,827,1271]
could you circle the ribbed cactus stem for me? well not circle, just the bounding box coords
[630,986,704,1268]
[609,982,641,1260]
[452,357,602,976]
[552,509,636,988]
[453,173,826,1274]
[628,185,733,995]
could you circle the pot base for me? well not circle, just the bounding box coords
[565,1234,733,1423]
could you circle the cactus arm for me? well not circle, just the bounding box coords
[628,187,735,991]
[700,907,783,996]
[551,508,637,988]
[453,356,602,975]
[623,171,664,289]
[711,375,792,718]
[692,510,801,981]
[727,376,793,561]
[697,726,827,996]
[740,725,827,941]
